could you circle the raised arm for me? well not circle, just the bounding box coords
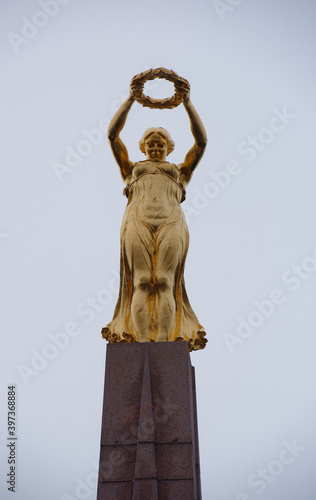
[107,93,135,180]
[178,84,207,184]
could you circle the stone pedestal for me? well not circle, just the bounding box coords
[97,342,202,500]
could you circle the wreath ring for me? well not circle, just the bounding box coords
[131,68,189,109]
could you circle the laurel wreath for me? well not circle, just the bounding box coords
[131,68,189,109]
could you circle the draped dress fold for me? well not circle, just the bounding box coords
[101,160,207,351]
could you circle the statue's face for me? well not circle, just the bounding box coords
[144,134,168,161]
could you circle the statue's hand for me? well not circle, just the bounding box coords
[176,79,190,103]
[130,77,143,100]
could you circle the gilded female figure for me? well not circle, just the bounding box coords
[102,70,208,350]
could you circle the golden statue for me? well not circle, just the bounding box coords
[101,68,208,351]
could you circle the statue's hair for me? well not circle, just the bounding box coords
[139,127,175,155]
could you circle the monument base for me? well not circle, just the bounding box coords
[97,341,202,500]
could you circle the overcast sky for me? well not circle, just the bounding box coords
[1,1,316,499]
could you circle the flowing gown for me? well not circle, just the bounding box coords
[101,160,207,351]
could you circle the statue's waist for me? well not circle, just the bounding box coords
[123,202,186,224]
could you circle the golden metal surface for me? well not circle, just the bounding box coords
[102,69,208,350]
